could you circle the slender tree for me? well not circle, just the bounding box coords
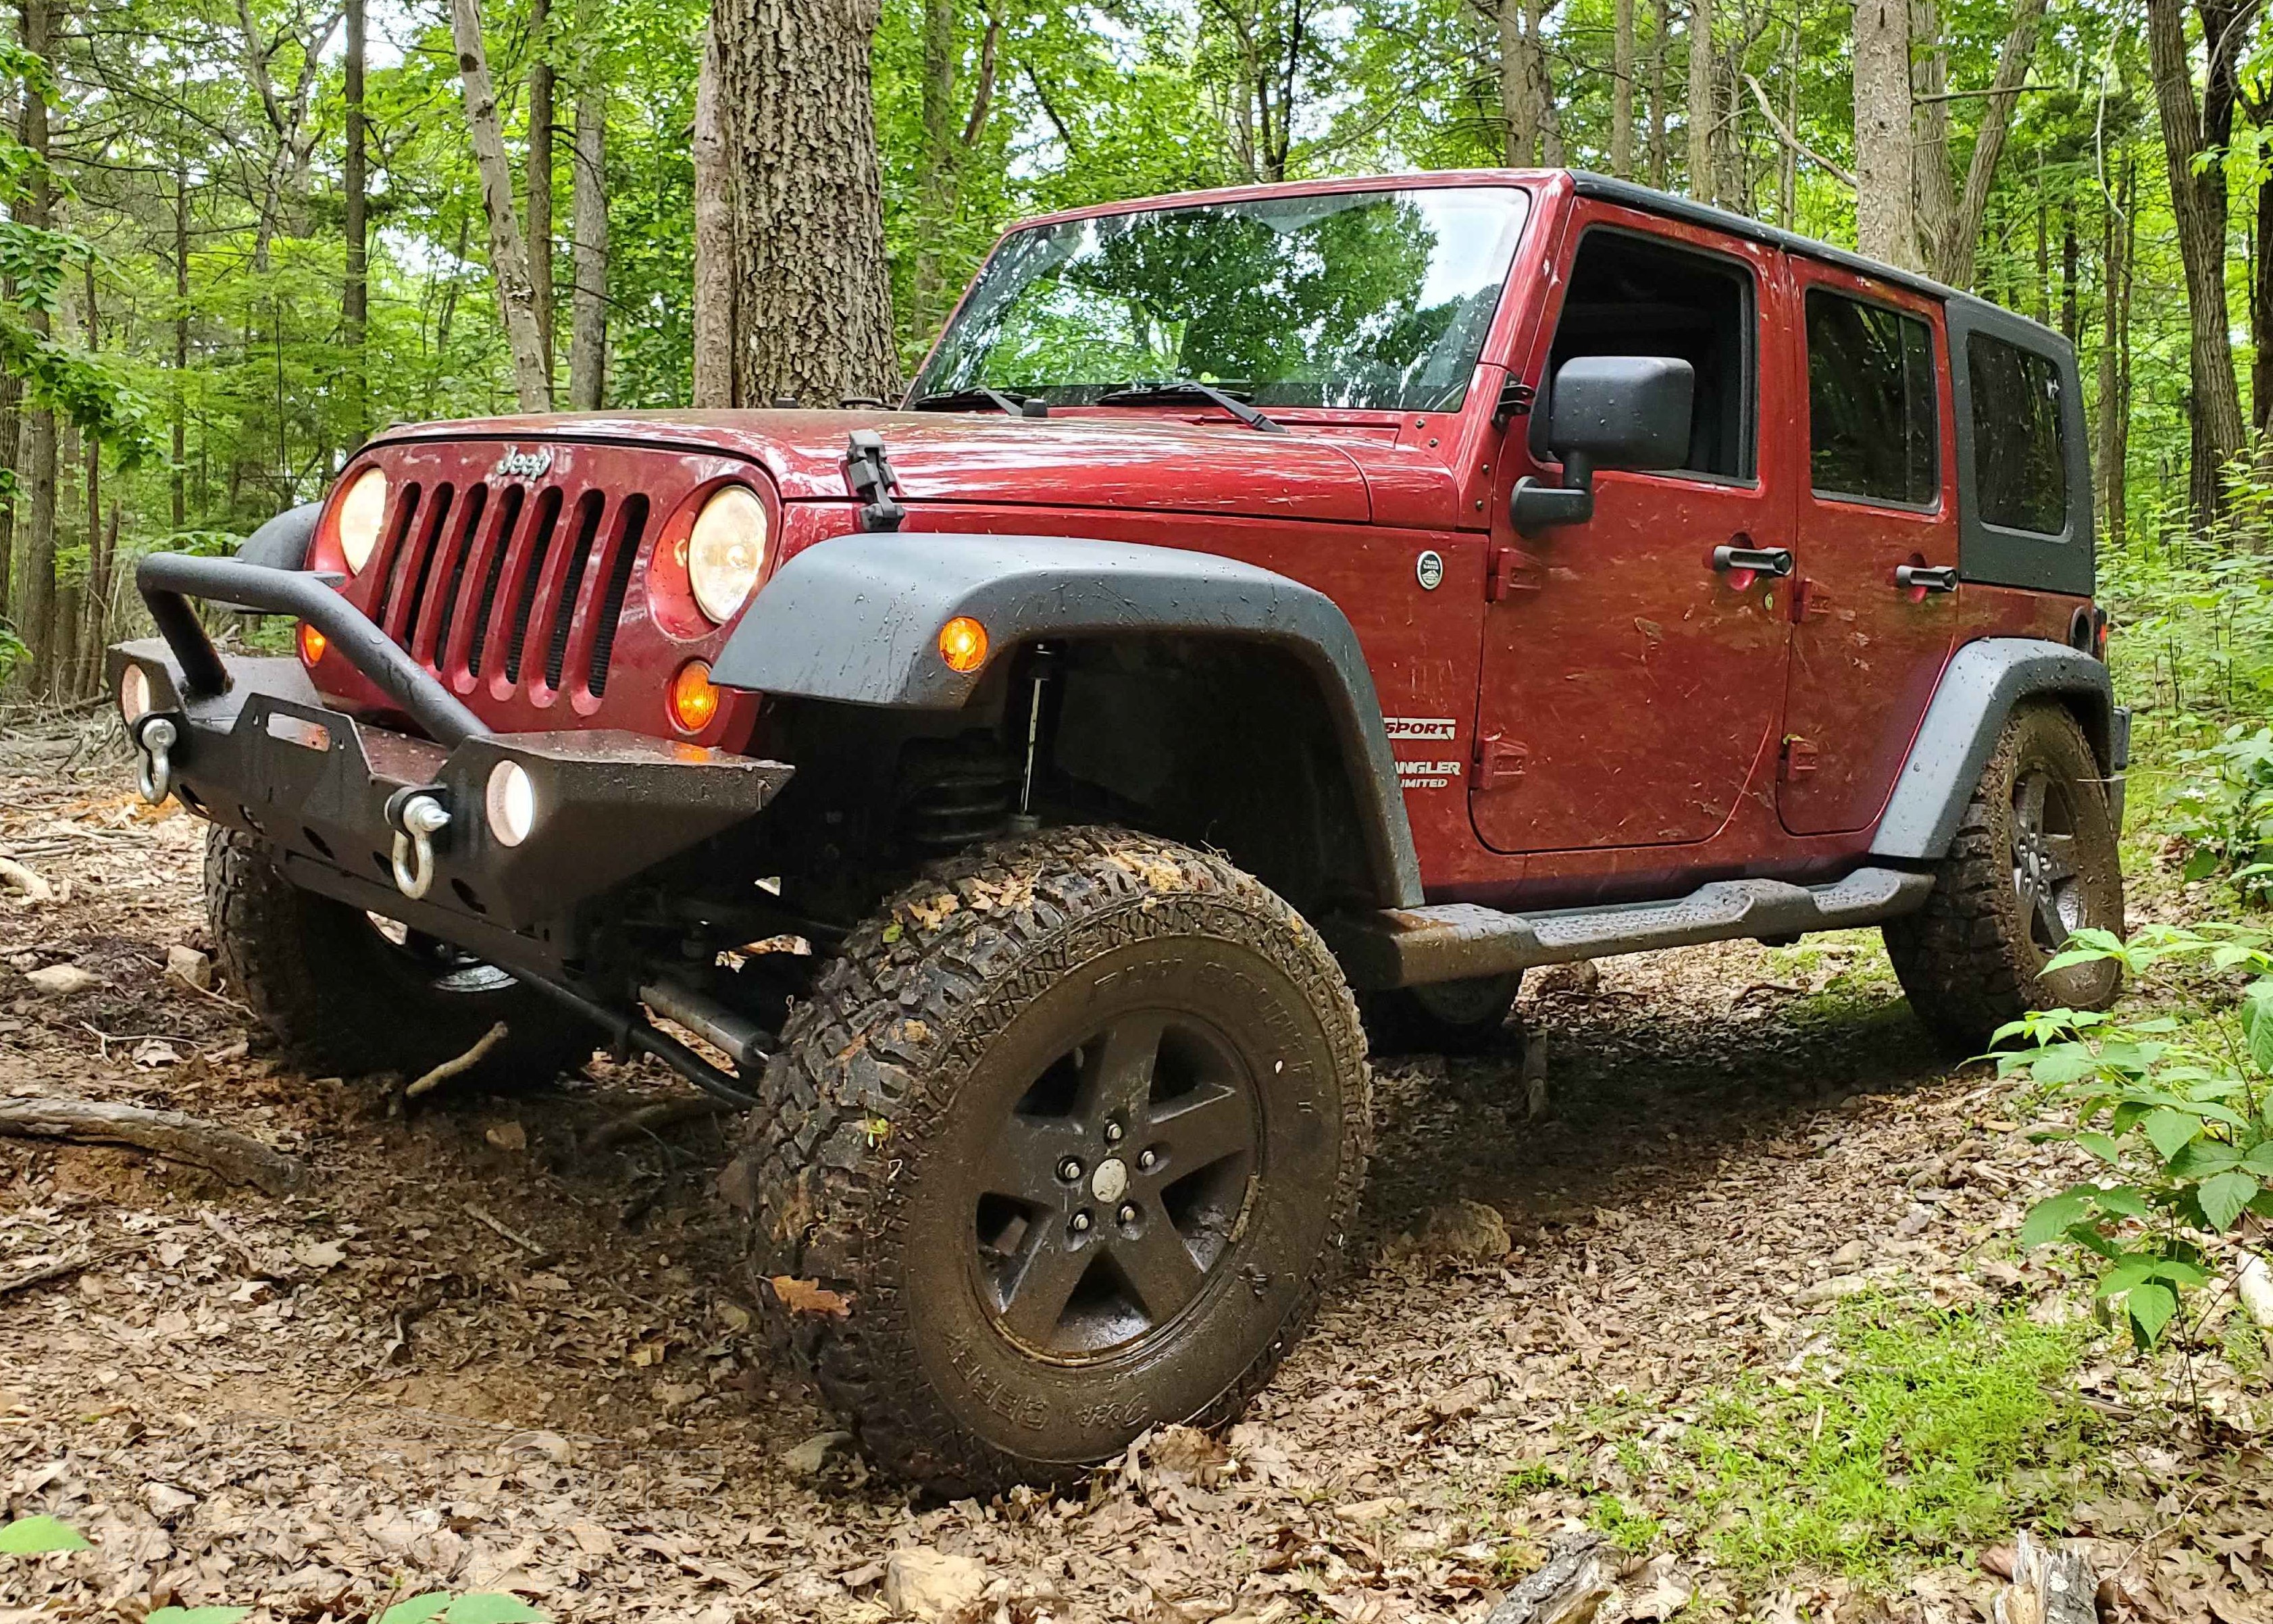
[344,0,368,438]
[450,0,555,411]
[16,0,59,685]
[528,0,555,386]
[567,62,608,409]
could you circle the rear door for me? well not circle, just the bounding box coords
[1470,203,1797,853]
[1777,264,1960,834]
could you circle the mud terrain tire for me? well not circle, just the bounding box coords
[1884,701,2123,1054]
[743,826,1371,1497]
[205,826,596,1087]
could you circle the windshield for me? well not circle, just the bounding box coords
[911,185,1531,414]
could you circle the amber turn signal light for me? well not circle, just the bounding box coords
[297,622,327,665]
[669,659,719,733]
[938,615,988,674]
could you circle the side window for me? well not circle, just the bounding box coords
[1966,336,2068,535]
[1537,228,1756,480]
[1805,289,1938,507]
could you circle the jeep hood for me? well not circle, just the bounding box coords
[372,408,1377,525]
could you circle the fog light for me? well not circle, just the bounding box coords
[938,615,988,674]
[485,760,538,847]
[297,621,328,666]
[669,659,719,732]
[119,663,152,726]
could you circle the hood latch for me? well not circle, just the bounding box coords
[843,430,906,533]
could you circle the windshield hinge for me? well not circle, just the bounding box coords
[843,430,906,532]
[1493,378,1535,427]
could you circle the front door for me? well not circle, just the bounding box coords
[1471,205,1797,854]
[1777,265,1960,834]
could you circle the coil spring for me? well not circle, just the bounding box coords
[898,736,1019,856]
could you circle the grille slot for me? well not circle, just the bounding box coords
[464,484,528,678]
[426,482,488,664]
[542,492,607,692]
[369,483,423,629]
[585,494,650,697]
[503,488,565,685]
[391,484,455,643]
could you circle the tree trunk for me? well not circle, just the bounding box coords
[1912,0,2041,287]
[1498,0,1537,164]
[1648,0,1667,184]
[344,0,368,440]
[449,0,554,411]
[568,80,609,410]
[690,18,737,407]
[16,0,59,689]
[0,374,18,624]
[708,0,900,404]
[528,0,555,388]
[1852,0,1919,268]
[2255,164,2273,432]
[910,0,958,339]
[1685,0,1712,199]
[82,257,102,678]
[2060,206,2078,345]
[2147,0,2254,525]
[1612,0,1633,177]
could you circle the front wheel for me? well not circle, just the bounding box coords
[1884,701,2124,1055]
[742,827,1371,1496]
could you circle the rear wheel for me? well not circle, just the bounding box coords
[742,826,1371,1496]
[205,826,597,1087]
[1364,973,1524,1056]
[1884,702,2123,1054]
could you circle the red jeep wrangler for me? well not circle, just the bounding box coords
[112,170,2125,1494]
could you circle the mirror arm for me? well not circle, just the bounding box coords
[1510,448,1595,536]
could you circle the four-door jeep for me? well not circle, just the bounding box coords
[110,169,2127,1495]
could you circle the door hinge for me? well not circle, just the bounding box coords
[1780,736,1819,780]
[1474,734,1529,786]
[1791,578,1832,623]
[1485,545,1546,601]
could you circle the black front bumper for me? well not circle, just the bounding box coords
[112,555,793,979]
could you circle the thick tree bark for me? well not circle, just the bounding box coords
[708,0,900,404]
[911,0,957,337]
[2104,160,2133,548]
[1648,0,1667,184]
[1852,0,1919,268]
[0,374,18,625]
[1497,0,1535,164]
[568,82,609,410]
[450,0,555,411]
[1685,0,1712,201]
[528,0,555,386]
[344,0,368,439]
[690,19,736,407]
[2147,0,2255,524]
[2257,169,2273,432]
[1611,0,1633,177]
[16,0,58,688]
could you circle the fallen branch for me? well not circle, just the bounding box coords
[0,1094,307,1196]
[464,1200,547,1256]
[405,1021,510,1098]
[1994,1531,2097,1624]
[0,1249,94,1298]
[582,1096,736,1153]
[1743,74,1860,189]
[0,855,53,903]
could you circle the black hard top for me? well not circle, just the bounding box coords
[1568,171,2066,353]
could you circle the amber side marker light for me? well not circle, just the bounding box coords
[938,615,988,674]
[297,622,328,666]
[669,659,720,732]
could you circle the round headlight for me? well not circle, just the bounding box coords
[335,467,388,574]
[686,486,769,624]
[485,760,538,847]
[119,664,152,726]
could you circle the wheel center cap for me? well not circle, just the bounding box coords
[1090,1157,1129,1203]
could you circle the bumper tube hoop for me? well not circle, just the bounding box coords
[516,971,761,1110]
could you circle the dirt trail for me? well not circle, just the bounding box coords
[1,719,2263,1624]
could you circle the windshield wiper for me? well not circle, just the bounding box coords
[1094,381,1287,434]
[907,386,1049,418]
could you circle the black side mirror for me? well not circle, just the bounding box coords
[1511,355,1697,534]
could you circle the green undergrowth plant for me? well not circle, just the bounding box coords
[2158,726,2273,900]
[0,1515,547,1622]
[1997,923,2273,1349]
[1531,1300,2091,1588]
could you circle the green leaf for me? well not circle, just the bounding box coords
[2145,1109,2201,1161]
[2243,981,2273,1073]
[2199,1171,2261,1232]
[2242,1142,2273,1177]
[443,1596,551,1623]
[2077,1131,2124,1165]
[2127,1281,2179,1348]
[2183,847,2222,882]
[0,1516,90,1554]
[2171,1140,2244,1178]
[378,1594,455,1624]
[2021,1188,2093,1247]
[146,1608,251,1623]
[2097,1254,2158,1297]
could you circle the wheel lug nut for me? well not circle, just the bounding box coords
[1118,1203,1138,1226]
[1104,1121,1125,1144]
[1070,1211,1092,1234]
[1059,1158,1083,1181]
[1138,1149,1158,1171]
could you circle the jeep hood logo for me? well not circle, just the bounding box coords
[492,447,553,480]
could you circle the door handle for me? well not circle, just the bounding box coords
[1712,544,1794,578]
[1895,564,1960,594]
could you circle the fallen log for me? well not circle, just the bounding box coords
[1486,1531,1615,1624]
[582,1096,736,1153]
[1994,1531,2097,1624]
[0,1094,307,1196]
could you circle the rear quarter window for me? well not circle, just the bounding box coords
[1805,288,1939,507]
[1966,335,2068,534]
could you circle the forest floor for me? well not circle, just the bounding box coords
[0,715,2268,1624]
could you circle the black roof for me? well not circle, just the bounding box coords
[1567,170,2064,353]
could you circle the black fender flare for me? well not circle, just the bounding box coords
[711,532,1425,907]
[1870,636,2127,861]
